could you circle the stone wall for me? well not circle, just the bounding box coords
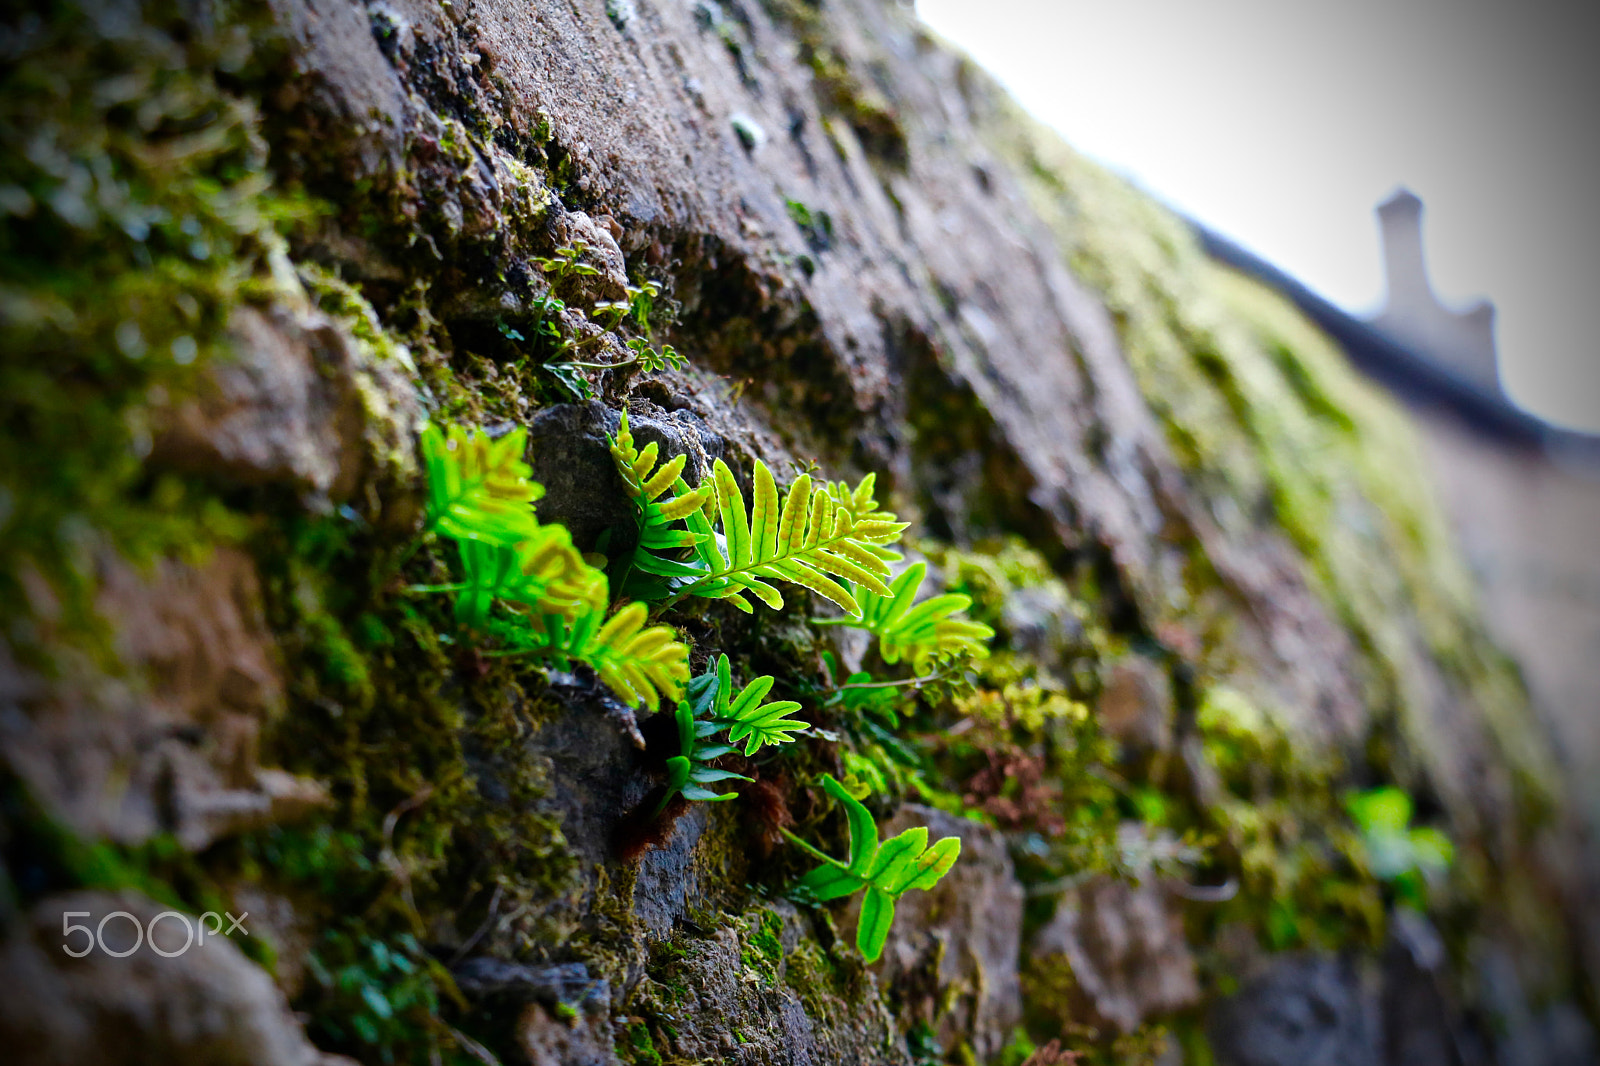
[0,1,1593,1063]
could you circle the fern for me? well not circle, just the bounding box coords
[623,337,688,373]
[821,561,994,669]
[784,774,961,962]
[417,420,690,710]
[675,459,907,613]
[607,422,910,615]
[453,525,602,629]
[529,602,690,710]
[608,411,715,598]
[420,423,542,545]
[655,697,749,815]
[688,654,810,755]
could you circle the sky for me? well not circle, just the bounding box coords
[915,0,1600,433]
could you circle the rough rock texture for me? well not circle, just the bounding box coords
[874,806,1024,1061]
[1025,876,1200,1036]
[2,0,1595,1064]
[0,891,348,1066]
[1207,954,1381,1066]
[3,549,328,850]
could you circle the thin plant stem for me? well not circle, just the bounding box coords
[778,827,846,869]
[405,581,468,594]
[528,292,555,339]
[552,356,641,372]
[835,671,948,692]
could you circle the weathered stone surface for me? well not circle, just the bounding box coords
[153,306,365,499]
[518,1002,620,1066]
[3,0,1593,1062]
[1097,656,1174,758]
[1025,875,1200,1036]
[1208,954,1380,1066]
[874,805,1024,1062]
[622,910,913,1066]
[1001,583,1088,667]
[1380,908,1463,1066]
[0,891,350,1066]
[152,300,422,507]
[2,549,326,849]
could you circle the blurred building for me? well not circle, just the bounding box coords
[1198,197,1600,829]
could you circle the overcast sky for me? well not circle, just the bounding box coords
[916,0,1600,433]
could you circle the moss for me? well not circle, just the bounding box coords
[759,0,908,170]
[742,906,784,982]
[987,94,1559,809]
[965,72,1570,993]
[1191,684,1384,954]
[0,0,305,662]
[620,1020,666,1066]
[232,502,587,1060]
[1018,950,1079,1036]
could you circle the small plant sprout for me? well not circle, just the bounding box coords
[654,655,810,816]
[531,242,600,278]
[626,278,661,331]
[1346,785,1453,909]
[690,654,810,754]
[544,337,686,376]
[655,697,749,815]
[625,336,687,372]
[816,560,993,670]
[783,774,960,962]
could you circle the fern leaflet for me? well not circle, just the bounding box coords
[453,527,602,629]
[655,697,749,814]
[532,602,690,710]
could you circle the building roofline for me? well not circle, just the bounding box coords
[1190,221,1600,463]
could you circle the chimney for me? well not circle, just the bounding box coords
[1371,189,1500,394]
[1377,190,1429,315]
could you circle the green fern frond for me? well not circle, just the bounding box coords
[655,697,749,814]
[689,654,810,755]
[826,562,994,669]
[785,774,961,962]
[673,458,909,613]
[536,602,690,710]
[421,422,542,545]
[418,420,690,711]
[606,418,909,613]
[453,527,606,628]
